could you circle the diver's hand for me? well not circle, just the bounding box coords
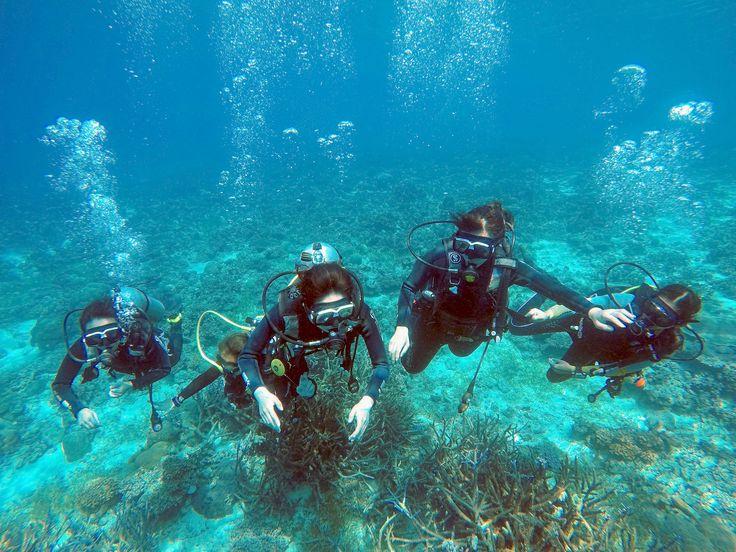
[254,387,283,433]
[388,326,410,362]
[97,349,114,368]
[549,358,578,376]
[347,396,374,442]
[77,408,101,429]
[527,308,549,321]
[109,380,133,398]
[588,307,635,332]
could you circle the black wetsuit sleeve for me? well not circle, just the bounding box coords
[131,341,172,389]
[397,246,444,327]
[237,304,281,391]
[51,340,87,417]
[512,261,596,315]
[359,306,391,401]
[178,366,222,401]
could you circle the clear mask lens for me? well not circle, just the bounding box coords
[310,301,354,327]
[645,298,679,328]
[454,235,495,257]
[83,325,122,349]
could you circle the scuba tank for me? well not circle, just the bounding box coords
[114,286,166,325]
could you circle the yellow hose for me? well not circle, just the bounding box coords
[196,310,255,374]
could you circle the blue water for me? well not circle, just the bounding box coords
[1,1,735,550]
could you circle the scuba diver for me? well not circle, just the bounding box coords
[388,202,634,411]
[52,287,182,431]
[170,242,343,408]
[509,262,703,402]
[238,262,390,442]
[171,332,251,409]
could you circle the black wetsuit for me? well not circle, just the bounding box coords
[176,364,250,408]
[52,329,182,417]
[238,291,390,401]
[397,243,596,374]
[509,287,682,382]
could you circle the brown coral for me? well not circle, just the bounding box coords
[573,421,680,464]
[77,476,121,516]
[238,352,419,511]
[377,417,624,551]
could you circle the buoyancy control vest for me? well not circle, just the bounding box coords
[265,287,362,393]
[432,236,517,340]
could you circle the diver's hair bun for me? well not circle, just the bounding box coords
[451,201,514,237]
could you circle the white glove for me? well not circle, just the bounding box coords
[109,380,133,398]
[77,408,101,430]
[588,307,635,332]
[347,396,374,442]
[388,326,410,362]
[253,387,284,433]
[527,308,549,321]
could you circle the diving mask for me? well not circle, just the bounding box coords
[453,232,498,259]
[641,296,681,329]
[83,324,123,349]
[308,299,355,328]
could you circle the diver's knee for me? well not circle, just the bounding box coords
[401,353,426,375]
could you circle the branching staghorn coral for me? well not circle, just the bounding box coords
[376,417,626,551]
[235,350,420,512]
[197,389,251,436]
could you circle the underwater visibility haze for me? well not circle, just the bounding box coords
[1,0,735,550]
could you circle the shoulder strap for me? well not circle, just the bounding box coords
[442,238,462,291]
[494,257,517,269]
[278,285,302,313]
[490,257,518,339]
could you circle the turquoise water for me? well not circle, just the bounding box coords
[1,1,735,550]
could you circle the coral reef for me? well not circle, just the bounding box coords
[572,420,680,464]
[376,417,624,551]
[249,352,419,508]
[226,352,420,548]
[0,512,127,551]
[640,356,736,434]
[230,530,292,552]
[1,157,735,549]
[186,382,259,441]
[191,478,233,520]
[77,476,122,516]
[114,446,215,547]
